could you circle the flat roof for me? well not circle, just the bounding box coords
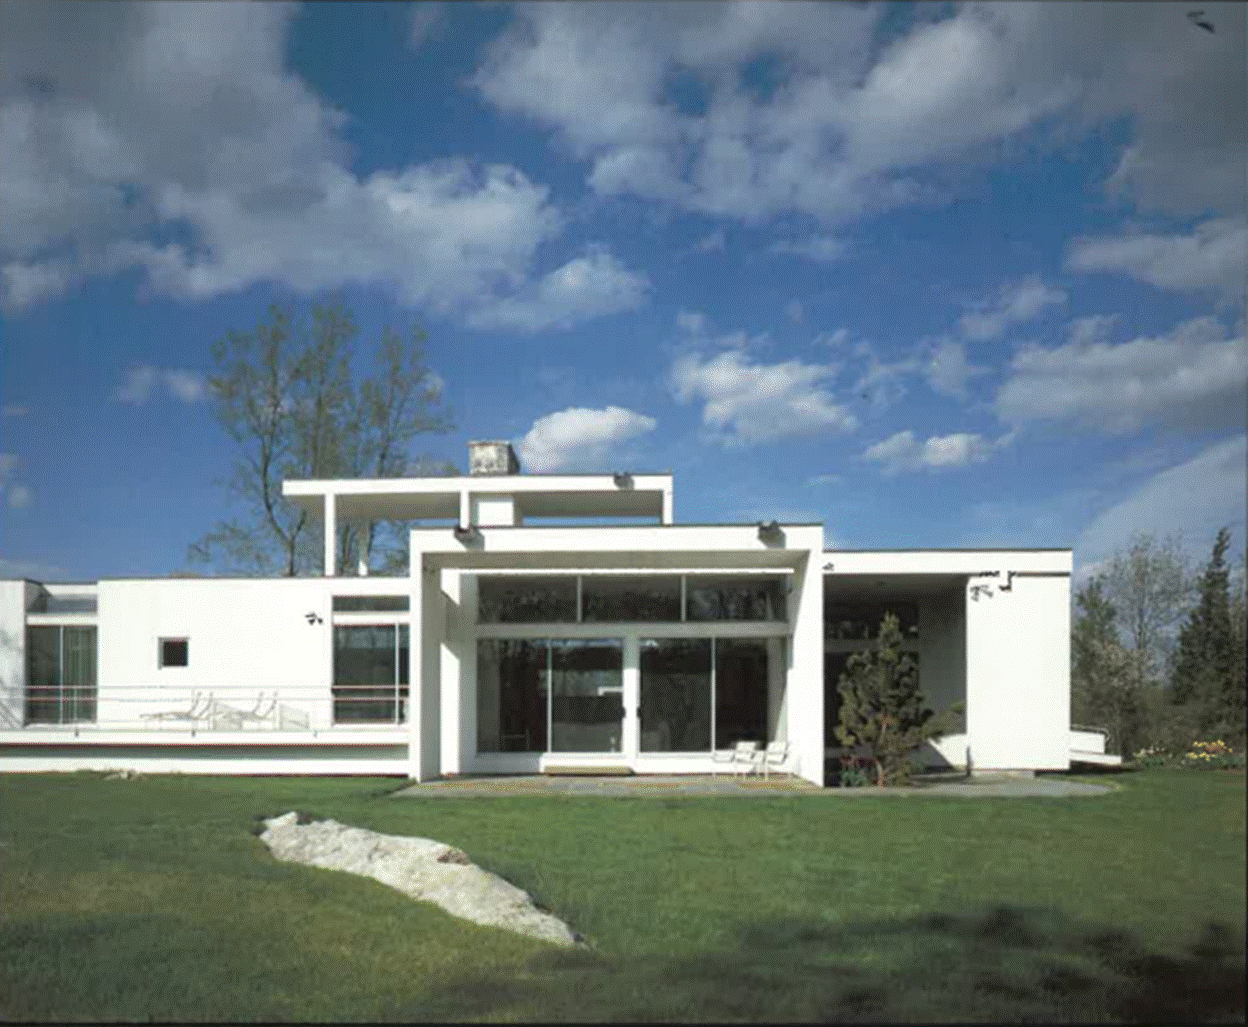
[284,473,673,522]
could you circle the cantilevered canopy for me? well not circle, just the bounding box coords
[283,473,674,523]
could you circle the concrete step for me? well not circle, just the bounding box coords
[1070,749,1123,766]
[543,765,635,776]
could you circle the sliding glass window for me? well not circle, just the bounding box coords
[715,638,770,748]
[477,638,623,754]
[25,625,97,725]
[476,639,548,753]
[639,638,711,752]
[332,625,408,723]
[581,575,681,622]
[686,575,786,621]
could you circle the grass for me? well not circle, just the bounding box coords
[0,768,1244,1022]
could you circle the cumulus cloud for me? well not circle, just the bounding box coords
[114,365,206,405]
[1067,217,1247,304]
[770,235,846,264]
[958,275,1067,342]
[670,348,857,446]
[693,229,726,253]
[0,2,563,313]
[515,406,657,472]
[995,316,1248,433]
[1076,434,1247,570]
[466,245,649,332]
[860,430,1002,475]
[475,2,1245,225]
[923,338,986,399]
[0,451,31,510]
[676,309,711,336]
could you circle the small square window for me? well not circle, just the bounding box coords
[159,638,189,668]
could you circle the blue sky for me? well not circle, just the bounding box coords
[1,1,1245,582]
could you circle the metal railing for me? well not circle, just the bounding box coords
[4,683,410,733]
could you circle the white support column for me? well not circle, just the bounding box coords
[459,489,471,529]
[661,485,674,525]
[323,493,337,577]
[787,527,825,785]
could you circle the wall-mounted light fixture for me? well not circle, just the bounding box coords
[613,471,633,488]
[757,520,784,545]
[305,611,323,625]
[453,524,482,545]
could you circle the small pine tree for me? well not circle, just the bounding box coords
[836,612,962,786]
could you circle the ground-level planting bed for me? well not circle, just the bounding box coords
[1,770,1243,1023]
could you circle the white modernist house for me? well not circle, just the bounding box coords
[0,441,1117,783]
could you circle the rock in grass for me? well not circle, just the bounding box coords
[259,812,583,948]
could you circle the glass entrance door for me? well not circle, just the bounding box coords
[550,639,624,753]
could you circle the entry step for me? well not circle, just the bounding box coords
[543,765,635,777]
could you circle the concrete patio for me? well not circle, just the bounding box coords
[391,773,1114,798]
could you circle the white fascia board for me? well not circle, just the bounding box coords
[822,550,1072,576]
[284,474,674,499]
[414,523,821,569]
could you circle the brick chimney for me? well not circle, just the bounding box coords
[468,440,521,475]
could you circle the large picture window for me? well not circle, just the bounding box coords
[639,638,711,752]
[477,638,623,753]
[25,625,97,725]
[686,575,786,622]
[478,575,577,623]
[332,625,408,723]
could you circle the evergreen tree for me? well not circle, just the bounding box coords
[836,612,961,786]
[1171,528,1239,740]
[1071,576,1146,756]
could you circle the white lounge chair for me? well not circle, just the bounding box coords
[752,740,790,780]
[711,740,760,778]
[142,691,214,726]
[214,692,277,729]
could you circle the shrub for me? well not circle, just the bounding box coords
[838,755,874,788]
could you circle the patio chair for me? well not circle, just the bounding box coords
[141,691,215,726]
[214,692,277,729]
[711,740,760,778]
[753,740,790,780]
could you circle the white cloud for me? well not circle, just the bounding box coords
[474,3,1245,227]
[676,309,710,336]
[466,245,649,332]
[0,451,30,510]
[770,235,846,264]
[693,229,726,253]
[114,365,206,405]
[860,430,1000,475]
[515,406,657,472]
[1067,217,1247,304]
[785,299,804,324]
[670,349,857,446]
[0,259,75,309]
[1077,435,1247,570]
[410,3,445,49]
[958,275,1067,342]
[0,3,563,314]
[923,338,986,399]
[996,316,1248,433]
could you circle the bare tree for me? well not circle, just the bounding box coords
[188,299,452,576]
[1100,532,1194,684]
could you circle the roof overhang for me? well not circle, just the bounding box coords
[283,474,673,522]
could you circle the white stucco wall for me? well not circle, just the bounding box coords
[0,581,31,729]
[965,571,1071,771]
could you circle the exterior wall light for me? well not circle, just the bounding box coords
[453,525,482,545]
[305,611,323,625]
[757,520,784,545]
[613,472,633,488]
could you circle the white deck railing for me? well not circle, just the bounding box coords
[3,683,410,734]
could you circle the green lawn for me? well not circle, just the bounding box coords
[1,769,1244,1023]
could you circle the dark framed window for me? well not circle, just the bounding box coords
[332,595,410,612]
[332,625,409,723]
[582,575,681,622]
[686,575,787,622]
[159,638,189,668]
[824,601,919,641]
[25,625,97,725]
[478,575,578,623]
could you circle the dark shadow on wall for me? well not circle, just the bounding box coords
[415,904,1246,1023]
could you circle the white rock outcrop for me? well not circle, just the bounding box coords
[258,812,582,948]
